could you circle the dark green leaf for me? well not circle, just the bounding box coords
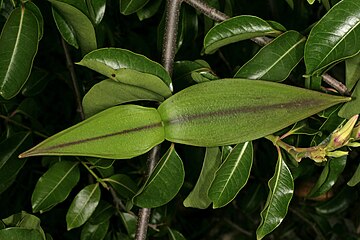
[136,0,161,21]
[348,161,360,186]
[104,174,138,200]
[19,105,165,159]
[50,0,97,54]
[80,220,109,240]
[0,132,31,194]
[25,2,43,40]
[88,201,114,224]
[234,31,305,82]
[315,186,356,215]
[203,15,282,54]
[183,147,222,209]
[133,144,185,208]
[120,212,137,237]
[209,142,253,208]
[304,0,360,75]
[158,79,350,147]
[21,67,49,97]
[0,228,43,240]
[256,150,294,240]
[86,0,106,25]
[345,53,360,90]
[66,183,101,230]
[120,0,150,15]
[0,6,39,99]
[78,48,172,88]
[168,228,186,240]
[82,79,165,118]
[339,78,360,119]
[31,161,80,213]
[308,156,347,197]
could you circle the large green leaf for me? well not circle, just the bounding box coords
[80,220,109,240]
[234,31,305,82]
[0,6,39,99]
[50,0,97,54]
[256,151,294,240]
[31,161,80,213]
[133,144,184,208]
[203,15,282,54]
[2,212,45,239]
[183,147,222,209]
[338,79,360,119]
[25,2,44,40]
[308,156,347,197]
[120,0,150,15]
[304,0,360,75]
[78,48,172,88]
[158,79,350,147]
[0,132,31,194]
[0,228,43,240]
[66,183,101,230]
[208,142,253,208]
[345,53,360,90]
[19,105,165,159]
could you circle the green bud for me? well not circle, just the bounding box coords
[326,115,358,151]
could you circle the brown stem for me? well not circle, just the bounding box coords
[183,0,229,21]
[322,73,349,95]
[0,114,48,138]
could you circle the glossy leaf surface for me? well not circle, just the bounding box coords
[78,48,172,87]
[0,132,31,194]
[209,142,253,208]
[133,145,184,208]
[50,0,97,54]
[234,31,305,82]
[32,161,80,213]
[345,53,360,90]
[66,183,101,230]
[82,79,164,117]
[304,0,360,75]
[256,151,294,240]
[120,0,149,15]
[308,156,347,197]
[137,0,161,21]
[183,147,222,209]
[158,79,350,147]
[0,6,39,99]
[20,105,164,159]
[203,15,282,54]
[86,0,106,25]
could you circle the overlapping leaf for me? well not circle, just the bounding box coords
[0,228,43,240]
[345,53,360,90]
[256,150,294,240]
[86,0,106,25]
[104,174,139,200]
[80,220,109,240]
[339,80,360,119]
[234,31,305,81]
[0,6,39,99]
[120,0,150,15]
[203,15,282,54]
[133,144,184,208]
[32,161,80,213]
[208,142,253,208]
[304,0,360,75]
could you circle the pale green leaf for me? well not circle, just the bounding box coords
[304,0,360,75]
[203,15,282,54]
[345,53,360,90]
[158,79,350,147]
[120,0,150,15]
[256,151,294,240]
[234,31,305,82]
[66,183,101,230]
[0,6,39,99]
[133,144,184,208]
[32,161,80,213]
[209,142,253,208]
[82,79,164,118]
[183,147,222,209]
[50,0,97,54]
[19,105,165,159]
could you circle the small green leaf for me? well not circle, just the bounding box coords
[256,150,294,240]
[183,147,222,209]
[0,6,39,99]
[136,0,161,21]
[66,183,101,230]
[308,156,347,197]
[304,0,360,75]
[50,0,97,54]
[158,79,350,147]
[88,201,114,224]
[0,228,43,240]
[31,161,80,213]
[209,141,253,208]
[80,220,109,240]
[234,31,305,82]
[345,53,360,90]
[82,79,164,118]
[0,132,31,194]
[338,80,360,119]
[78,48,172,87]
[203,15,282,54]
[348,161,360,186]
[104,174,139,200]
[133,144,184,208]
[19,105,165,159]
[86,0,106,25]
[120,0,150,15]
[168,228,186,240]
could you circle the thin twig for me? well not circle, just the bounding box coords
[322,73,349,95]
[0,114,48,138]
[60,38,85,120]
[183,0,229,22]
